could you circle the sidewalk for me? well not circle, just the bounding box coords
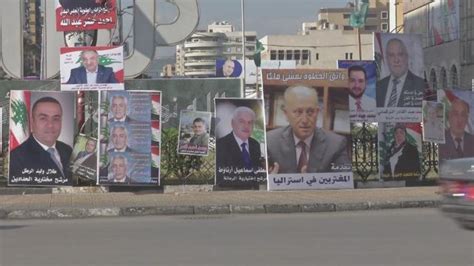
[0,187,441,219]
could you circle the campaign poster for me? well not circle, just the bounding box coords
[70,135,98,181]
[8,91,75,186]
[338,60,377,122]
[98,90,161,185]
[55,0,117,31]
[177,110,211,156]
[215,59,243,78]
[422,101,445,143]
[60,46,124,91]
[378,122,422,182]
[437,89,474,163]
[374,33,425,122]
[215,98,267,186]
[262,69,353,191]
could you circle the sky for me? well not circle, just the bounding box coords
[153,0,350,59]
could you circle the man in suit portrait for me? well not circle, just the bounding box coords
[348,65,375,112]
[382,123,420,181]
[66,49,118,85]
[267,85,350,174]
[72,138,97,170]
[10,97,73,180]
[439,99,474,159]
[376,38,424,107]
[108,125,133,152]
[108,95,131,122]
[107,155,130,183]
[189,117,209,147]
[216,106,262,170]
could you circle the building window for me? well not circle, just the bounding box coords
[278,50,284,60]
[343,14,351,19]
[450,65,458,87]
[286,50,293,60]
[294,50,301,60]
[430,69,437,90]
[381,11,388,19]
[302,50,309,60]
[440,67,447,89]
[381,23,388,32]
[367,13,377,18]
[316,53,319,60]
[270,50,276,60]
[345,52,353,60]
[364,25,377,31]
[343,26,354,31]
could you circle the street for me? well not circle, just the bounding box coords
[1,209,473,266]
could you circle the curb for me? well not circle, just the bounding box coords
[0,200,441,220]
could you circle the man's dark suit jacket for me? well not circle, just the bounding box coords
[107,146,133,153]
[81,153,97,169]
[266,126,349,173]
[382,142,420,180]
[376,70,424,107]
[9,136,73,184]
[216,132,262,169]
[108,116,132,123]
[66,65,118,84]
[439,131,474,160]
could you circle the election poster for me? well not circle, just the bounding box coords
[60,46,124,91]
[422,101,445,143]
[56,0,117,31]
[216,59,243,78]
[374,33,425,122]
[98,90,161,185]
[378,122,422,182]
[338,60,377,122]
[177,110,211,156]
[437,89,474,176]
[262,69,353,191]
[8,91,75,186]
[215,98,267,187]
[70,135,98,181]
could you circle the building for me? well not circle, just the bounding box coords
[161,64,176,78]
[311,0,390,34]
[404,0,472,90]
[261,0,389,68]
[175,21,256,77]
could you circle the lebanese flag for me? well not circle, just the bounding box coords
[9,90,31,151]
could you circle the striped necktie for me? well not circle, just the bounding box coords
[387,79,400,107]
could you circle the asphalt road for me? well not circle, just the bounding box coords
[0,209,473,266]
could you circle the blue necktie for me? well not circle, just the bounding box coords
[241,143,252,169]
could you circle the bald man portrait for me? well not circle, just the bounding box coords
[376,38,424,108]
[266,85,350,174]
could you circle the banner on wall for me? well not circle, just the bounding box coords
[378,122,422,181]
[262,69,353,190]
[60,46,124,91]
[98,90,161,186]
[8,91,76,186]
[374,33,425,122]
[338,60,377,122]
[215,98,267,186]
[56,0,117,31]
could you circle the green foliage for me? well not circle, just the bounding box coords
[161,128,204,180]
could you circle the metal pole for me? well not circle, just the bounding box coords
[241,0,246,97]
[357,27,362,60]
